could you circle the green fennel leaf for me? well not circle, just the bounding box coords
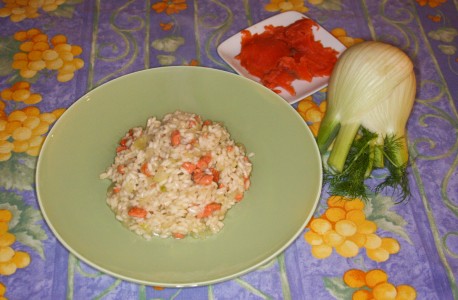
[376,134,410,202]
[324,128,377,200]
[323,128,411,202]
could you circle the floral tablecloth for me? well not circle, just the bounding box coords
[0,0,457,299]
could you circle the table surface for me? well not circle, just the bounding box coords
[1,0,457,299]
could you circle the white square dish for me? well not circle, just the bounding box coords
[217,11,347,104]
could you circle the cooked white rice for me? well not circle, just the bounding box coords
[100,111,253,239]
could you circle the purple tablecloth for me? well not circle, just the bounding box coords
[0,0,457,299]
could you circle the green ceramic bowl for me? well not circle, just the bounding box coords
[36,66,322,287]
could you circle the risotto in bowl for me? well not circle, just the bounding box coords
[101,111,253,240]
[36,66,322,287]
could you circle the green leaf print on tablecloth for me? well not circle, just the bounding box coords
[0,154,36,191]
[0,191,47,259]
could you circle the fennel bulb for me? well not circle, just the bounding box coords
[361,71,416,171]
[317,41,416,200]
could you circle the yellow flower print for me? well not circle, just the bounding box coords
[330,28,364,48]
[307,0,324,5]
[304,196,401,261]
[296,96,326,137]
[265,0,309,13]
[1,82,42,105]
[152,0,187,15]
[0,0,66,23]
[343,269,417,300]
[12,28,84,82]
[0,106,65,161]
[0,282,6,299]
[0,209,32,277]
[416,0,446,8]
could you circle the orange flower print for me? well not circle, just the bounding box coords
[296,96,326,137]
[416,0,446,8]
[187,59,199,66]
[427,14,442,22]
[343,269,417,300]
[265,0,308,13]
[0,282,6,299]
[152,0,187,15]
[159,22,174,31]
